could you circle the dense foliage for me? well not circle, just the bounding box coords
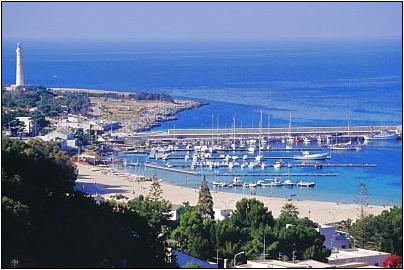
[2,138,173,268]
[170,198,330,265]
[349,206,402,256]
[196,176,214,220]
[2,88,90,134]
[2,88,90,116]
[2,138,77,192]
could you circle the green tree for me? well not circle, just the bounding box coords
[230,198,274,229]
[216,198,275,260]
[196,176,214,220]
[349,183,376,250]
[127,195,172,233]
[280,203,299,218]
[2,138,77,192]
[171,207,215,260]
[372,207,402,255]
[350,207,402,255]
[2,138,173,268]
[148,175,163,202]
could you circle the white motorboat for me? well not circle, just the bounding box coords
[364,130,399,141]
[269,178,283,186]
[243,155,249,160]
[213,181,227,188]
[242,182,250,187]
[255,155,263,162]
[248,162,255,169]
[248,146,256,153]
[232,155,239,161]
[232,177,243,186]
[256,180,265,186]
[303,137,311,144]
[283,179,295,186]
[297,181,315,187]
[294,151,329,160]
[261,163,267,169]
[241,163,247,169]
[273,160,284,169]
[249,182,257,188]
[285,144,293,150]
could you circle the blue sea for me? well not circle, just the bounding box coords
[2,39,402,205]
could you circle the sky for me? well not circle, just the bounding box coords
[2,2,402,42]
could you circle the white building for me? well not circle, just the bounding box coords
[236,259,334,268]
[168,204,183,221]
[41,127,75,142]
[327,248,389,267]
[317,224,351,250]
[214,208,232,221]
[16,116,33,134]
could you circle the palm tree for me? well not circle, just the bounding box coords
[281,203,299,218]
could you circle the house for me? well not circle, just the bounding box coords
[40,127,78,152]
[41,127,75,142]
[16,116,34,134]
[214,208,232,221]
[169,204,184,221]
[236,259,334,268]
[317,224,351,249]
[327,248,389,267]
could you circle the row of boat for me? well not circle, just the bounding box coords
[212,177,315,188]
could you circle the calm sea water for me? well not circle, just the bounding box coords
[2,40,402,205]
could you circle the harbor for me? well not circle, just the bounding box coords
[111,127,402,206]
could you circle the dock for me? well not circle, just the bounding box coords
[216,173,338,177]
[125,124,401,142]
[145,163,199,175]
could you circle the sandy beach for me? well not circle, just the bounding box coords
[76,163,389,224]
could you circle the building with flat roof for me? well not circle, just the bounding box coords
[236,259,335,268]
[327,248,389,267]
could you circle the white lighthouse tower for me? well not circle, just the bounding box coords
[15,42,24,87]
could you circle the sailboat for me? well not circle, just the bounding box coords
[286,114,294,148]
[328,114,356,151]
[256,110,264,161]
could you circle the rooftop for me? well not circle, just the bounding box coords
[328,248,389,261]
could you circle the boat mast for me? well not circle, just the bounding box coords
[216,115,219,143]
[288,114,292,139]
[211,113,214,146]
[348,112,352,144]
[233,115,236,151]
[267,113,270,140]
[259,110,263,156]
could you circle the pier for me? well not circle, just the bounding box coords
[145,163,199,175]
[125,125,402,142]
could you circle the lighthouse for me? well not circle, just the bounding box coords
[15,42,24,86]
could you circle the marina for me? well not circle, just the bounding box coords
[114,131,401,205]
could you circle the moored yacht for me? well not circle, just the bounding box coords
[297,181,315,187]
[364,130,399,141]
[294,151,329,160]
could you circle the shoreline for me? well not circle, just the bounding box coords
[75,163,391,224]
[50,86,205,133]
